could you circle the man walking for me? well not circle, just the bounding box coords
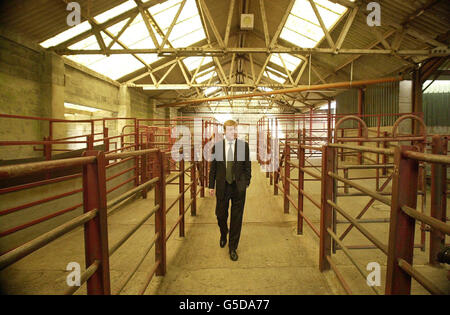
[208,120,251,261]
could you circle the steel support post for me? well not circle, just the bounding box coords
[429,135,448,265]
[320,146,335,271]
[298,145,305,235]
[155,150,167,276]
[385,146,419,295]
[179,157,185,237]
[82,150,111,295]
[141,143,149,199]
[191,148,197,216]
[284,143,290,214]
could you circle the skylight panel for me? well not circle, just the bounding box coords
[40,21,91,48]
[205,86,220,96]
[136,54,160,65]
[152,0,206,48]
[119,15,152,47]
[281,54,304,69]
[285,15,324,42]
[291,0,319,25]
[314,5,340,28]
[148,0,182,16]
[183,57,213,72]
[280,0,347,48]
[41,0,208,81]
[106,19,131,37]
[270,54,303,72]
[88,54,144,80]
[267,66,288,79]
[94,0,137,24]
[280,28,317,48]
[68,35,99,50]
[177,0,199,22]
[195,66,215,83]
[66,54,105,67]
[314,0,347,15]
[171,28,205,47]
[169,16,203,41]
[266,67,288,84]
[196,71,216,83]
[154,3,184,30]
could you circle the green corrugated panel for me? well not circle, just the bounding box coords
[364,81,399,127]
[336,89,358,128]
[336,82,400,128]
[423,93,450,127]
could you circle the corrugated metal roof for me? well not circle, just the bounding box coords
[0,0,448,112]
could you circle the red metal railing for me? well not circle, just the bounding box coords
[0,146,202,295]
[0,114,223,295]
[263,114,449,295]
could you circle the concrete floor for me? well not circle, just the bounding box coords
[0,161,448,295]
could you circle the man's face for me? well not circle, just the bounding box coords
[225,125,237,141]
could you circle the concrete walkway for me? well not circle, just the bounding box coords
[0,162,339,295]
[144,162,337,295]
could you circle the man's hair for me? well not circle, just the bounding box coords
[223,120,238,131]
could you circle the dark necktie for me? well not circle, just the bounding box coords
[226,142,234,184]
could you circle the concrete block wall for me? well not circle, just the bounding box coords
[0,31,178,161]
[64,63,120,113]
[0,35,49,160]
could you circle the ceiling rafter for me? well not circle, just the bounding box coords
[134,0,161,49]
[310,0,447,85]
[160,0,187,48]
[52,0,164,50]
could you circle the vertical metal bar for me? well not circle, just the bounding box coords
[327,100,332,143]
[320,145,335,271]
[284,143,290,214]
[87,135,94,150]
[385,146,419,295]
[43,137,51,161]
[382,131,388,176]
[155,150,167,276]
[134,119,140,187]
[43,136,52,179]
[104,127,110,154]
[309,110,312,148]
[429,135,448,265]
[343,168,349,194]
[201,120,205,198]
[179,156,185,237]
[298,144,305,235]
[141,144,148,199]
[419,162,426,252]
[376,120,381,191]
[82,150,111,295]
[357,89,364,165]
[191,147,197,216]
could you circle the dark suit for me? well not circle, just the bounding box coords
[209,138,251,251]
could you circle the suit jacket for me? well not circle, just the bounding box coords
[208,138,251,199]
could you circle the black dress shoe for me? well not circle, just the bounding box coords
[229,249,238,261]
[220,236,227,248]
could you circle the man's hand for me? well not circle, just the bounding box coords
[209,189,215,197]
